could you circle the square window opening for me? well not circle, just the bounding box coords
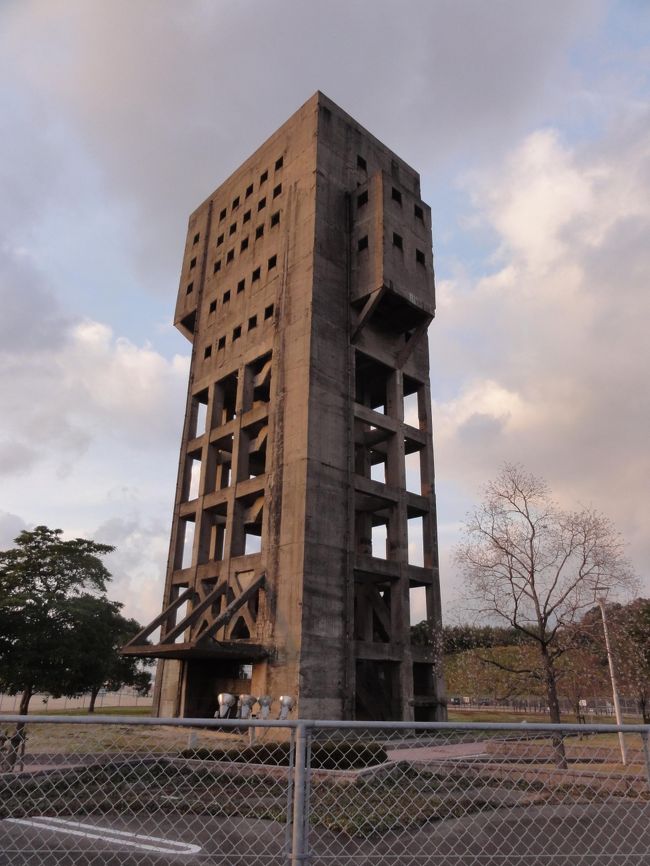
[241,237,249,252]
[393,232,403,250]
[223,290,231,303]
[186,282,194,295]
[252,267,261,282]
[237,278,245,293]
[371,522,388,560]
[264,304,274,320]
[258,197,266,211]
[358,235,368,252]
[357,190,368,208]
[217,234,224,247]
[416,249,425,266]
[233,325,242,341]
[229,223,237,236]
[260,169,268,184]
[271,211,280,227]
[243,209,251,223]
[273,183,282,198]
[391,188,402,205]
[414,204,424,221]
[407,515,424,566]
[268,254,277,270]
[209,299,217,314]
[245,184,254,198]
[405,449,423,494]
[214,260,222,273]
[232,196,240,210]
[357,154,367,171]
[248,315,257,330]
[275,156,283,171]
[217,335,226,350]
[219,208,227,221]
[255,224,264,239]
[193,232,200,244]
[192,389,209,437]
[204,345,212,359]
[226,249,234,263]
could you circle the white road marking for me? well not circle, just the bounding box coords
[4,816,201,855]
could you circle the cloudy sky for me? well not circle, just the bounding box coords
[1,0,648,625]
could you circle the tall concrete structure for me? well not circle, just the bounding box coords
[125,93,445,721]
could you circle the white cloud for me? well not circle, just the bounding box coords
[432,114,650,607]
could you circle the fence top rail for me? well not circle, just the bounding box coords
[1,714,649,734]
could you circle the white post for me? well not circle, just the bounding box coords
[598,597,627,765]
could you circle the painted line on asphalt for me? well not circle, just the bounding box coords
[4,816,201,855]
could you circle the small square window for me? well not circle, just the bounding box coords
[218,335,226,350]
[416,249,426,266]
[190,257,197,269]
[275,156,283,171]
[245,184,254,198]
[237,278,245,293]
[232,196,240,210]
[214,260,221,273]
[264,304,274,320]
[229,222,237,236]
[217,234,224,247]
[357,154,367,171]
[186,282,194,295]
[255,224,264,240]
[271,211,280,227]
[391,188,402,205]
[243,209,251,224]
[272,183,282,198]
[193,232,200,244]
[268,254,277,270]
[414,204,424,221]
[240,237,249,252]
[393,232,403,250]
[252,267,261,282]
[209,299,217,314]
[204,345,212,359]
[223,290,231,303]
[219,208,227,221]
[260,169,268,184]
[258,197,266,211]
[233,325,242,341]
[357,190,368,208]
[226,249,234,263]
[358,235,368,252]
[248,315,257,330]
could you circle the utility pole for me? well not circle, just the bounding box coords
[598,596,627,765]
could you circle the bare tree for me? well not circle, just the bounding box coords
[455,464,636,767]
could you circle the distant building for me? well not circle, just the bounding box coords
[125,92,445,721]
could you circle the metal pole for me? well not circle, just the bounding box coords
[290,722,309,865]
[598,597,627,765]
[642,731,650,792]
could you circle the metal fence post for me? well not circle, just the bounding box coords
[290,721,310,865]
[642,730,650,792]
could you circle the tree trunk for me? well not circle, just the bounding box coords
[18,686,32,716]
[6,686,32,771]
[88,686,100,714]
[540,647,567,769]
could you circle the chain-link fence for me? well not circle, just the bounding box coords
[1,715,649,864]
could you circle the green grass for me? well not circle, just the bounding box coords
[22,705,152,717]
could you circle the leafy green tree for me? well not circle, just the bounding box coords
[64,596,152,713]
[0,526,114,715]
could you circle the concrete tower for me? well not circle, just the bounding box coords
[125,93,445,721]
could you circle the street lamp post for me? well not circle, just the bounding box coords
[598,596,627,765]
